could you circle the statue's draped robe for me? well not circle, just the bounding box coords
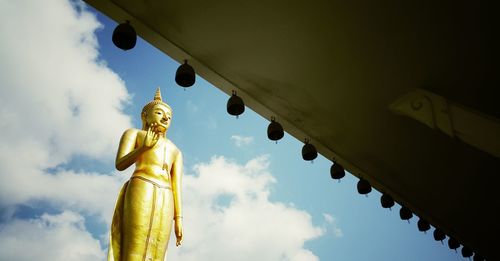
[108,176,174,261]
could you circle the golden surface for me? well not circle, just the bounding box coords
[108,88,183,261]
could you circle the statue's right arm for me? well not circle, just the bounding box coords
[115,129,145,171]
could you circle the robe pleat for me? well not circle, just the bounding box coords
[108,177,174,261]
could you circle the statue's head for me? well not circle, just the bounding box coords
[141,88,172,132]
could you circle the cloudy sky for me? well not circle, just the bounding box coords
[0,1,462,260]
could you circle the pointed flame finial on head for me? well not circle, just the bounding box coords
[154,87,162,101]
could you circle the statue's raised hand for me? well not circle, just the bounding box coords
[143,123,160,148]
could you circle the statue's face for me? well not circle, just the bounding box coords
[145,104,172,133]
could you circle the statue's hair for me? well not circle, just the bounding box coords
[141,100,172,116]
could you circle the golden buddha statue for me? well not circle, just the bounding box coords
[108,88,183,261]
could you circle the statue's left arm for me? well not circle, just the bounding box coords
[171,149,183,246]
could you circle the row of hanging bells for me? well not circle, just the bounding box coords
[350,178,483,260]
[112,21,320,162]
[330,167,483,259]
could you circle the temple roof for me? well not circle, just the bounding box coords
[84,0,497,259]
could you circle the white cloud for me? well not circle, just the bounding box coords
[0,0,132,258]
[0,0,131,215]
[167,156,324,261]
[230,135,254,147]
[323,213,343,238]
[0,211,105,261]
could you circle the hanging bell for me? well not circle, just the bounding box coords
[112,21,137,50]
[175,60,196,87]
[330,162,345,180]
[461,246,473,258]
[357,178,372,195]
[267,117,284,141]
[380,193,394,209]
[302,140,317,161]
[433,228,446,242]
[226,90,245,117]
[399,206,413,221]
[417,218,431,232]
[447,237,460,250]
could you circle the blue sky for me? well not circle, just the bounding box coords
[0,1,463,260]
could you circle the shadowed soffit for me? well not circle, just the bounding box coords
[84,0,497,259]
